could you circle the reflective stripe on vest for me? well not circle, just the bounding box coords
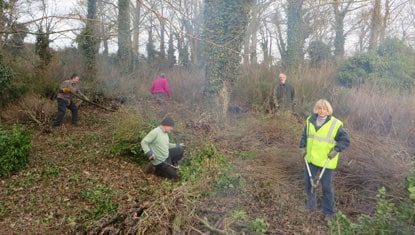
[307,119,338,145]
[305,116,343,169]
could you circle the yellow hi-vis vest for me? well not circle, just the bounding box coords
[305,116,343,169]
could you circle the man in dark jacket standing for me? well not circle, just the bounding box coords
[274,73,295,111]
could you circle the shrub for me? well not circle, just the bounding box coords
[336,39,415,90]
[110,109,157,164]
[0,125,32,177]
[329,187,415,234]
[179,144,228,183]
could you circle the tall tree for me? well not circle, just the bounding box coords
[332,0,352,58]
[285,0,305,72]
[78,0,99,81]
[158,2,166,61]
[167,32,176,68]
[0,0,4,48]
[368,0,381,50]
[132,0,141,67]
[118,0,132,72]
[146,26,156,63]
[203,0,251,117]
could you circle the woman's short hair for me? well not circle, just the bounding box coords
[313,99,333,115]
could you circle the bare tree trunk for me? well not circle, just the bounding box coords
[118,0,132,73]
[250,1,259,65]
[132,0,141,68]
[368,0,381,50]
[181,0,202,68]
[159,3,166,61]
[274,12,286,63]
[0,0,4,48]
[250,30,258,65]
[379,0,390,41]
[243,29,250,66]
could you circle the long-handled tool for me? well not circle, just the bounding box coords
[304,156,330,194]
[163,161,179,169]
[72,92,116,112]
[304,155,315,193]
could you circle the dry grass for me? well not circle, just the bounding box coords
[344,87,415,146]
[0,94,55,125]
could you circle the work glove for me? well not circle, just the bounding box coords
[62,87,72,94]
[145,150,155,160]
[300,148,306,156]
[179,143,185,148]
[328,149,338,159]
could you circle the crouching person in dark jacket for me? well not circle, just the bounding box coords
[141,117,184,179]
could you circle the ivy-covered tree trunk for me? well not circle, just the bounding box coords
[203,0,251,119]
[78,0,99,81]
[35,27,52,68]
[333,0,345,59]
[118,0,132,73]
[285,0,305,73]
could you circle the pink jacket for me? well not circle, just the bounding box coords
[149,76,172,97]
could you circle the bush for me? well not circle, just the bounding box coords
[0,125,32,177]
[179,144,228,183]
[110,109,157,164]
[329,187,415,234]
[336,39,415,90]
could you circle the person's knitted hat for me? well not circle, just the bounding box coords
[160,117,175,127]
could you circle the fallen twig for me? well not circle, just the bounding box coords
[196,216,227,235]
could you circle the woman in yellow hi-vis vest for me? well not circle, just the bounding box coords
[299,99,350,221]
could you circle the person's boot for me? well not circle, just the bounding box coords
[144,163,155,174]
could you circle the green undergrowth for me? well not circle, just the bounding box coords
[80,184,119,220]
[231,209,269,234]
[0,125,32,177]
[329,186,415,234]
[179,144,245,194]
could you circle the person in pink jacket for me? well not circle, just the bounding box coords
[149,73,172,99]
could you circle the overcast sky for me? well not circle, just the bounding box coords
[22,0,81,49]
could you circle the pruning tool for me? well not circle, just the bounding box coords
[304,154,331,194]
